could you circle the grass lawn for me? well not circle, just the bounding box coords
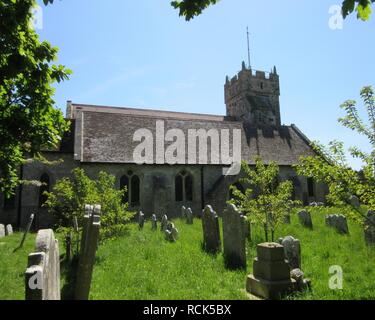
[0,231,68,300]
[0,232,36,300]
[90,207,375,300]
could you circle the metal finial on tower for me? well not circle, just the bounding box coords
[246,26,251,69]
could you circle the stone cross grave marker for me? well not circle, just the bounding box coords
[222,203,247,269]
[202,205,221,254]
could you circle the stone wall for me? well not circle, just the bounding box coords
[25,229,60,300]
[1,153,328,227]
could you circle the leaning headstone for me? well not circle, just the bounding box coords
[350,195,360,208]
[138,211,145,230]
[15,213,34,251]
[25,229,61,300]
[279,236,301,270]
[298,210,313,229]
[0,224,5,238]
[160,214,168,232]
[165,222,179,242]
[222,204,246,269]
[246,243,295,299]
[5,224,13,236]
[181,206,186,219]
[186,208,194,225]
[364,210,375,246]
[151,214,157,231]
[202,205,221,254]
[75,204,101,300]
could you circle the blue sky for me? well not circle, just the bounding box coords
[35,0,375,168]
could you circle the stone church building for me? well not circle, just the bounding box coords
[0,62,327,229]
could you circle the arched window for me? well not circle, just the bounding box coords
[39,173,50,208]
[131,175,140,205]
[120,171,140,206]
[307,177,315,197]
[175,175,183,202]
[175,171,193,202]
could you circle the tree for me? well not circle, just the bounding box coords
[342,0,374,20]
[229,158,299,242]
[0,0,71,197]
[45,168,135,242]
[44,0,374,21]
[296,86,375,226]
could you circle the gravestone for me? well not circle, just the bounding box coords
[161,214,168,232]
[283,214,291,224]
[279,236,301,270]
[25,229,61,300]
[186,208,194,224]
[181,206,186,219]
[222,204,246,269]
[298,210,313,229]
[350,195,360,208]
[75,204,101,300]
[165,222,179,242]
[151,214,157,231]
[138,211,145,230]
[202,205,221,254]
[5,224,13,236]
[0,224,5,238]
[364,210,375,246]
[16,213,34,250]
[246,243,295,299]
[325,214,349,234]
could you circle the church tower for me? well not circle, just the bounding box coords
[224,62,281,127]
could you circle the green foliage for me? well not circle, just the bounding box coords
[342,0,374,20]
[0,0,71,197]
[44,168,135,245]
[229,158,299,242]
[171,0,219,20]
[296,86,375,225]
[43,0,374,21]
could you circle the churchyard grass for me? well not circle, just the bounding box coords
[0,233,36,300]
[91,207,375,300]
[0,232,67,300]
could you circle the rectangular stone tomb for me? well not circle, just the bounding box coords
[246,242,295,299]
